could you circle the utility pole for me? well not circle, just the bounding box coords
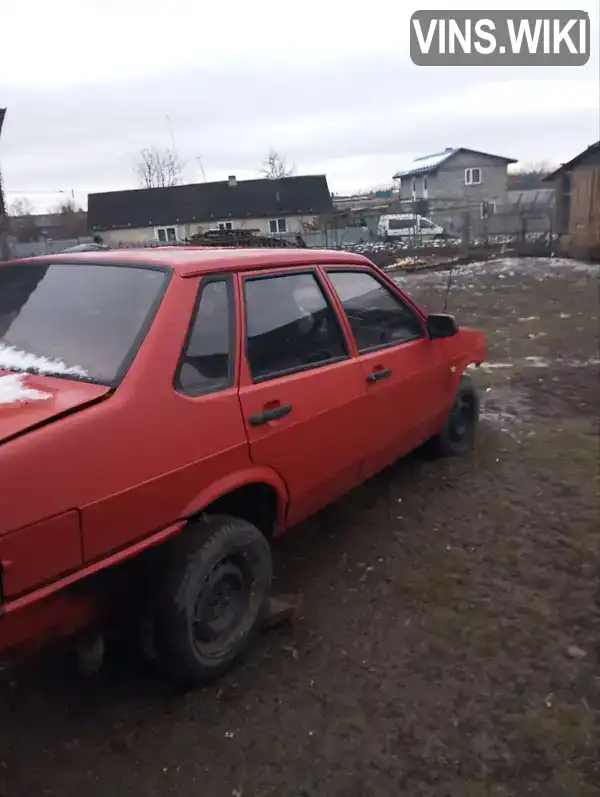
[0,108,11,261]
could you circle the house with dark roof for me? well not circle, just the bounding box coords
[87,174,333,246]
[544,141,600,259]
[392,147,517,232]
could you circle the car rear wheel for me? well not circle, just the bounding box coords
[154,515,272,689]
[428,374,479,456]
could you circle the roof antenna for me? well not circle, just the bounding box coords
[443,262,455,313]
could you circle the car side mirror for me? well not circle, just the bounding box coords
[426,313,458,339]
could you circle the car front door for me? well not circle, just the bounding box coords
[419,217,437,239]
[325,267,449,478]
[237,268,368,528]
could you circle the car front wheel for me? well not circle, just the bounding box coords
[154,515,272,689]
[428,374,479,456]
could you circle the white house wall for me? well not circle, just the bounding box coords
[100,215,319,247]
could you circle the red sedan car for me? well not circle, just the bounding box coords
[0,248,485,686]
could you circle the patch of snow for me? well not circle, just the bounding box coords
[0,374,52,405]
[525,356,550,367]
[0,344,87,378]
[518,316,539,322]
[393,148,456,178]
[481,362,514,370]
[480,386,532,440]
[565,357,600,368]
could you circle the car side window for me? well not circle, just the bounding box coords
[326,270,425,353]
[244,272,348,382]
[176,278,233,396]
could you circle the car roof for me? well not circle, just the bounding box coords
[6,247,373,277]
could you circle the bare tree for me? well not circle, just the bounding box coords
[7,196,39,242]
[53,197,87,239]
[134,146,182,189]
[9,196,34,217]
[507,160,555,190]
[260,149,295,179]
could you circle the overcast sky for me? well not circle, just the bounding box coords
[1,0,598,212]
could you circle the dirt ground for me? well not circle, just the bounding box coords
[0,257,598,797]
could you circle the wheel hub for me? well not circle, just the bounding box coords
[194,559,251,647]
[449,394,473,442]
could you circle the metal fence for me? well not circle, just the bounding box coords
[3,199,555,259]
[8,237,94,259]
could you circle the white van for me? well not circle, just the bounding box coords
[377,214,446,242]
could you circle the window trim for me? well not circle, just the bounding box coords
[465,167,482,186]
[173,274,236,397]
[241,268,351,385]
[323,266,427,355]
[268,218,288,234]
[155,226,178,242]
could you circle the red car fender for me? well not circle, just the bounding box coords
[178,465,290,531]
[446,330,486,386]
[448,360,486,396]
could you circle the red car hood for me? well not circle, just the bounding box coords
[0,371,110,444]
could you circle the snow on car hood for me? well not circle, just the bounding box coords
[0,344,88,379]
[0,373,53,405]
[0,370,110,444]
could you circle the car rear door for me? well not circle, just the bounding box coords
[236,267,368,528]
[324,267,450,478]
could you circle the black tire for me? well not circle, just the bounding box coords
[153,515,272,689]
[428,374,480,457]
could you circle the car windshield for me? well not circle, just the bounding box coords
[0,263,169,386]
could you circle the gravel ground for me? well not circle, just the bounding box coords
[0,257,598,797]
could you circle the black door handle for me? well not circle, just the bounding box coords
[248,404,293,427]
[366,368,392,383]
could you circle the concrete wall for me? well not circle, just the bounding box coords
[100,215,320,247]
[280,227,375,248]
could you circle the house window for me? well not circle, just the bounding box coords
[156,227,177,243]
[465,168,482,185]
[269,218,287,234]
[217,222,233,231]
[480,201,496,218]
[411,179,416,196]
[423,176,428,191]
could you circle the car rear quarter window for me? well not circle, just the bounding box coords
[326,270,425,353]
[243,271,348,382]
[0,262,169,385]
[388,218,416,230]
[175,278,234,396]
